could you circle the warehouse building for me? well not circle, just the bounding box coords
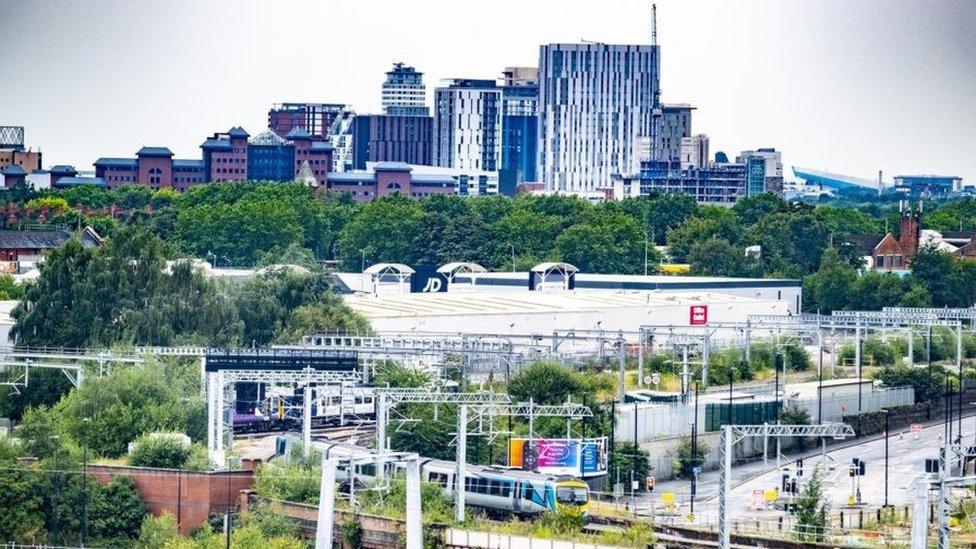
[342,288,790,337]
[333,262,801,314]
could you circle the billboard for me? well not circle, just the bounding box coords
[508,437,607,477]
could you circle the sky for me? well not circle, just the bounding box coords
[1,0,974,184]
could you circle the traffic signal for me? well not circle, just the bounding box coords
[795,458,804,476]
[782,474,791,493]
[925,459,940,473]
[851,458,866,476]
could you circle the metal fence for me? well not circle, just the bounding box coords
[616,387,915,443]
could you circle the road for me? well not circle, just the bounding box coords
[639,413,976,519]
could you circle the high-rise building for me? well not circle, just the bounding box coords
[382,63,429,116]
[538,44,660,191]
[680,134,709,170]
[658,104,694,162]
[737,148,784,194]
[351,114,433,169]
[501,67,539,185]
[434,79,502,171]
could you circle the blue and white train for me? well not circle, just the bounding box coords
[275,437,589,517]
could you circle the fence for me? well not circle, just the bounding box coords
[445,529,621,549]
[616,387,915,443]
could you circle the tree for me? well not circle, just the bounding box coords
[273,297,372,344]
[674,439,708,479]
[337,195,424,268]
[732,193,786,225]
[0,368,74,420]
[53,366,205,458]
[795,467,829,542]
[847,271,908,311]
[909,245,958,307]
[608,442,650,491]
[802,247,857,313]
[11,228,242,348]
[746,213,829,275]
[666,208,742,262]
[874,365,952,404]
[688,237,756,277]
[507,361,585,405]
[137,512,182,549]
[128,435,192,469]
[553,211,650,274]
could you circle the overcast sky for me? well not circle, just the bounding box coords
[1,0,974,184]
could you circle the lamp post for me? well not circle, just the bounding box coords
[690,379,700,516]
[883,409,890,508]
[80,417,91,548]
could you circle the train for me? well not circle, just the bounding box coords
[233,392,377,434]
[275,437,590,517]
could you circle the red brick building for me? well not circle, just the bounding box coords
[845,205,920,272]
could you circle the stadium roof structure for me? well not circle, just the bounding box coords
[792,166,886,192]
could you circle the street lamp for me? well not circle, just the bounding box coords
[883,409,890,508]
[81,417,92,548]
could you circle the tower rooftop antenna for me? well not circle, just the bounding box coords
[652,3,658,46]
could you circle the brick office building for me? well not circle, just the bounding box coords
[93,126,333,190]
[95,147,205,191]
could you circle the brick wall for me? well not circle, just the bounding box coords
[88,465,254,535]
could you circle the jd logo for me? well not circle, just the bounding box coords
[421,278,442,292]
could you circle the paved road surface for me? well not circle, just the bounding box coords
[638,413,975,519]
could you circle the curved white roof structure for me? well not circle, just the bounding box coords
[364,263,416,275]
[530,262,579,274]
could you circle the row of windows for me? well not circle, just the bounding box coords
[428,473,542,500]
[215,157,245,163]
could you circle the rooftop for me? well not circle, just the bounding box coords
[373,161,412,172]
[136,146,174,157]
[227,127,250,138]
[344,289,773,319]
[284,128,312,140]
[94,158,138,168]
[55,176,107,187]
[1,165,27,176]
[200,138,233,150]
[0,228,73,249]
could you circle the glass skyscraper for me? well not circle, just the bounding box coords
[538,44,660,191]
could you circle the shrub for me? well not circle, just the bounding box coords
[128,435,191,469]
[674,439,708,479]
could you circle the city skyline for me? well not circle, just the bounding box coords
[1,0,974,184]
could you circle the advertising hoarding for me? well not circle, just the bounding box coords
[508,437,607,477]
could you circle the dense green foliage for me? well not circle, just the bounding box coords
[127,435,193,469]
[0,441,147,546]
[8,226,368,350]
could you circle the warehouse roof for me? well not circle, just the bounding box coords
[453,271,800,290]
[345,290,768,319]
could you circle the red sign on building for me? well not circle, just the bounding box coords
[689,305,708,325]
